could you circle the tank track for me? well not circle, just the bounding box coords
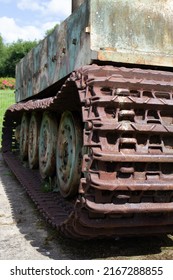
[2,64,173,239]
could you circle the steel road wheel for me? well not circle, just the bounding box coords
[19,113,30,160]
[56,111,83,198]
[28,112,41,169]
[39,111,57,179]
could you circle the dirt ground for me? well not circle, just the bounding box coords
[1,152,173,260]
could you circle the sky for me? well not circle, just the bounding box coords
[0,0,71,43]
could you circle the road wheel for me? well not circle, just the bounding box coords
[28,112,41,169]
[20,113,30,160]
[39,111,57,179]
[56,111,82,198]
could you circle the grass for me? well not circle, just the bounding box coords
[0,89,15,149]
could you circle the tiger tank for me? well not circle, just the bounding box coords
[2,0,173,239]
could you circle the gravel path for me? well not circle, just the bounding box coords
[1,152,173,260]
[0,153,61,260]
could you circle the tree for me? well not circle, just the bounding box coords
[1,39,38,77]
[45,24,59,37]
[0,24,58,78]
[0,35,7,76]
[0,35,3,58]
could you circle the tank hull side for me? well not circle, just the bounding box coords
[15,1,91,102]
[90,0,173,67]
[15,0,173,103]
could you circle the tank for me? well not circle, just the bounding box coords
[2,0,173,239]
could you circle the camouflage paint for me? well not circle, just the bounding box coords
[15,0,90,102]
[16,0,173,102]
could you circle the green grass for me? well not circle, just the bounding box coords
[0,89,15,148]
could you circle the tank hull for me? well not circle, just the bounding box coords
[15,0,173,102]
[2,1,173,240]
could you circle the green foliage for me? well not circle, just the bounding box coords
[45,24,59,37]
[0,24,58,78]
[0,39,38,77]
[0,35,38,77]
[0,35,7,75]
[0,77,15,89]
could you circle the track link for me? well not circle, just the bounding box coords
[2,65,173,239]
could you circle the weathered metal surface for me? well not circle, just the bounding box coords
[3,65,173,239]
[92,0,173,66]
[72,0,85,12]
[19,113,30,160]
[85,200,173,214]
[15,0,173,102]
[56,111,83,198]
[38,111,57,178]
[15,0,90,102]
[28,112,41,169]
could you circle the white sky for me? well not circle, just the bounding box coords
[0,0,71,43]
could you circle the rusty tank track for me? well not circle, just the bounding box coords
[2,64,173,239]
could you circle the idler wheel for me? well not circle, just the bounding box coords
[28,112,41,169]
[39,111,57,179]
[56,111,82,198]
[19,113,30,160]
